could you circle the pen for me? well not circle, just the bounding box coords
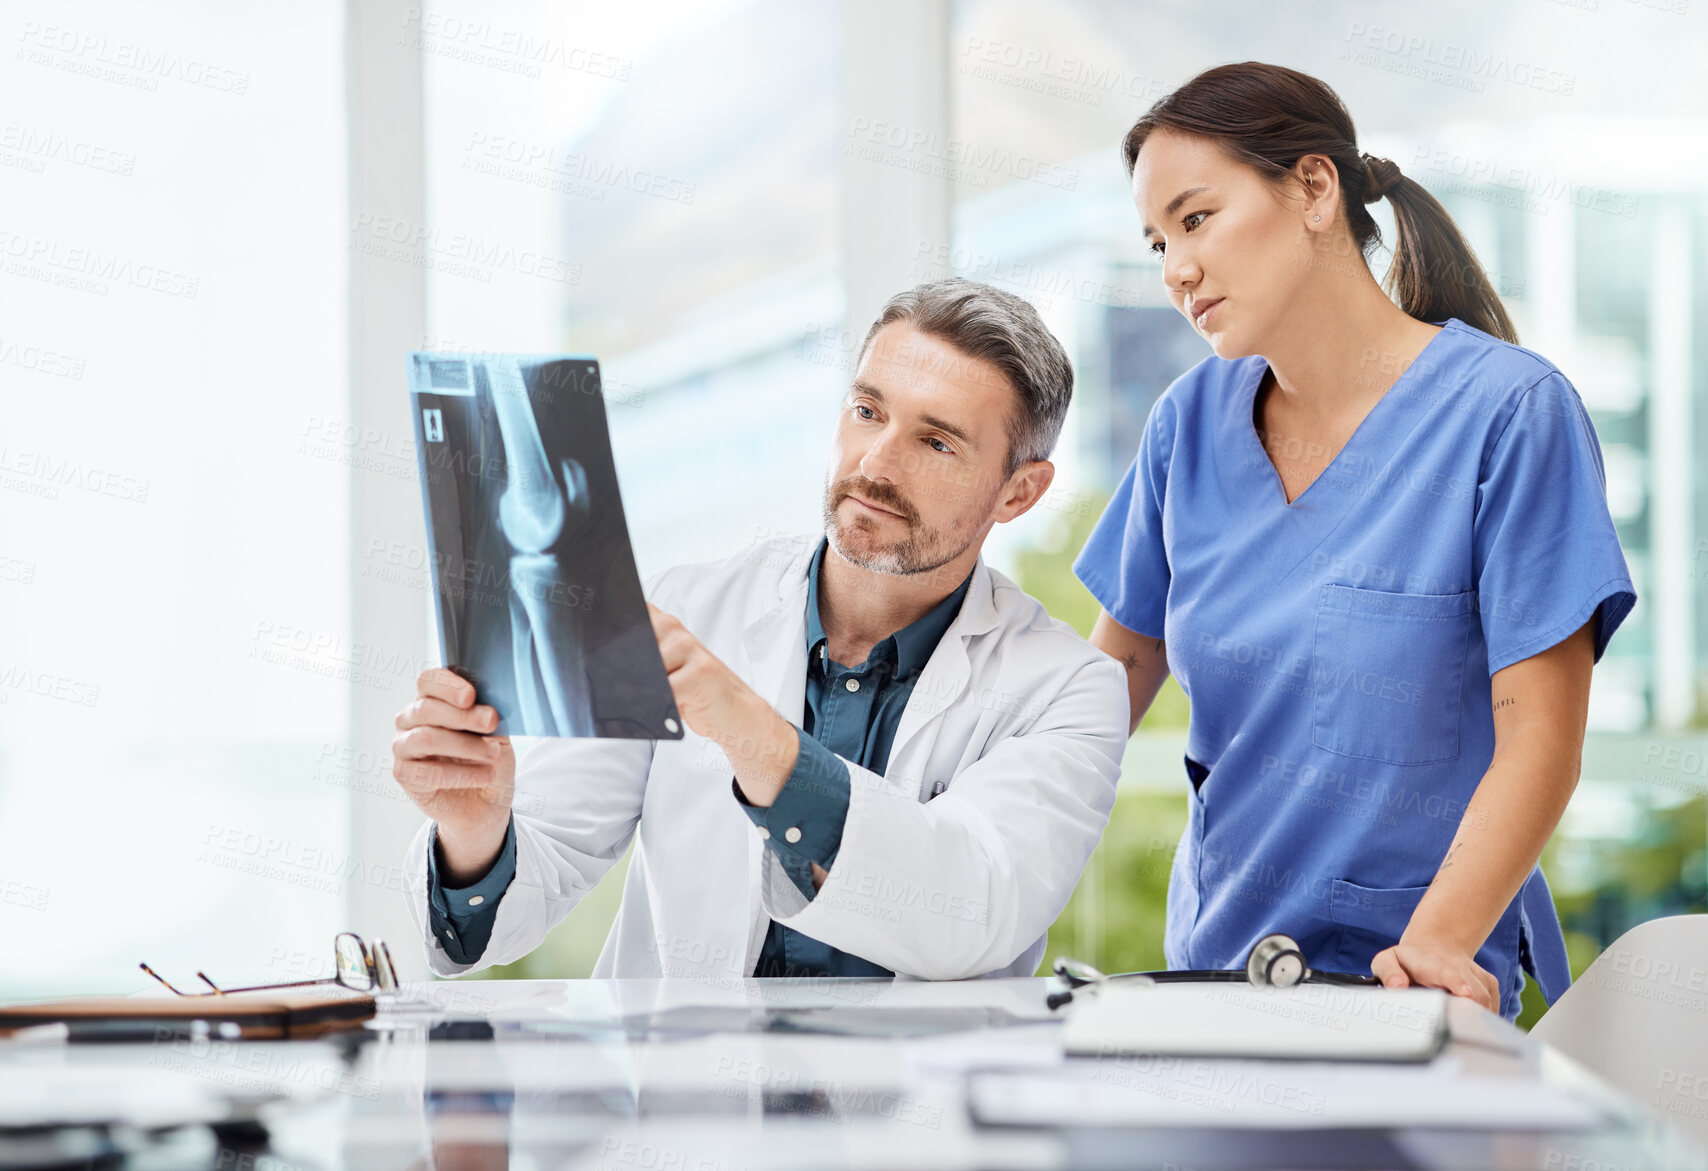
[59,1019,246,1044]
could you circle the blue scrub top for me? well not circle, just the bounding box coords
[1074,318,1636,1020]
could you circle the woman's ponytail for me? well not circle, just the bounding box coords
[1122,63,1519,344]
[1369,157,1517,343]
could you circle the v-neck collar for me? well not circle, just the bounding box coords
[1243,320,1457,510]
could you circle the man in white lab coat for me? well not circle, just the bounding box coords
[391,277,1129,983]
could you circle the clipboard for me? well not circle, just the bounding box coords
[0,986,375,1041]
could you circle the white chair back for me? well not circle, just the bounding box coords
[1529,915,1708,1148]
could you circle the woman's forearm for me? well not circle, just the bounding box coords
[1403,620,1595,954]
[1403,748,1578,953]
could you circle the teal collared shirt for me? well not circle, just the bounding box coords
[742,537,971,977]
[427,537,972,976]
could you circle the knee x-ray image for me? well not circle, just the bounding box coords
[408,353,682,740]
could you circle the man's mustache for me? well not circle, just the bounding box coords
[832,477,916,523]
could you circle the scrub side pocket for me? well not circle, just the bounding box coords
[1166,754,1210,970]
[1310,585,1474,766]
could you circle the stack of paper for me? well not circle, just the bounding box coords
[968,1057,1605,1131]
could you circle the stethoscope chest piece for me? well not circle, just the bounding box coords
[1245,933,1307,989]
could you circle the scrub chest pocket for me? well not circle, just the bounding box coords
[1310,585,1475,766]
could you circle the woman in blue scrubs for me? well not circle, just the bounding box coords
[1075,63,1636,1020]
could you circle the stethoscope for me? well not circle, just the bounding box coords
[1046,933,1380,1010]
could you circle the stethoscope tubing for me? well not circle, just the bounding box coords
[1046,935,1384,1010]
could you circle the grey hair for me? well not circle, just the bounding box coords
[855,277,1073,476]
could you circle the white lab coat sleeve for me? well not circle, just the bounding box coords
[405,735,654,977]
[757,651,1128,979]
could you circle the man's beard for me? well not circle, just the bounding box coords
[821,473,987,576]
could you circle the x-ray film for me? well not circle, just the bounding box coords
[407,353,682,740]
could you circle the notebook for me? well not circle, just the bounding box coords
[1062,981,1448,1062]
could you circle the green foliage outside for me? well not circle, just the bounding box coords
[1012,499,1190,731]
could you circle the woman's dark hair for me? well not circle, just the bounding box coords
[1122,62,1517,343]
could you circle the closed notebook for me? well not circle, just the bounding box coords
[1063,982,1447,1062]
[0,987,375,1040]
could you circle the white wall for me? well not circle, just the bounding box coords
[0,0,349,996]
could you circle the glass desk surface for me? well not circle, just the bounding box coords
[2,976,1703,1171]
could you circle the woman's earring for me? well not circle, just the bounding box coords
[1313,214,1321,222]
